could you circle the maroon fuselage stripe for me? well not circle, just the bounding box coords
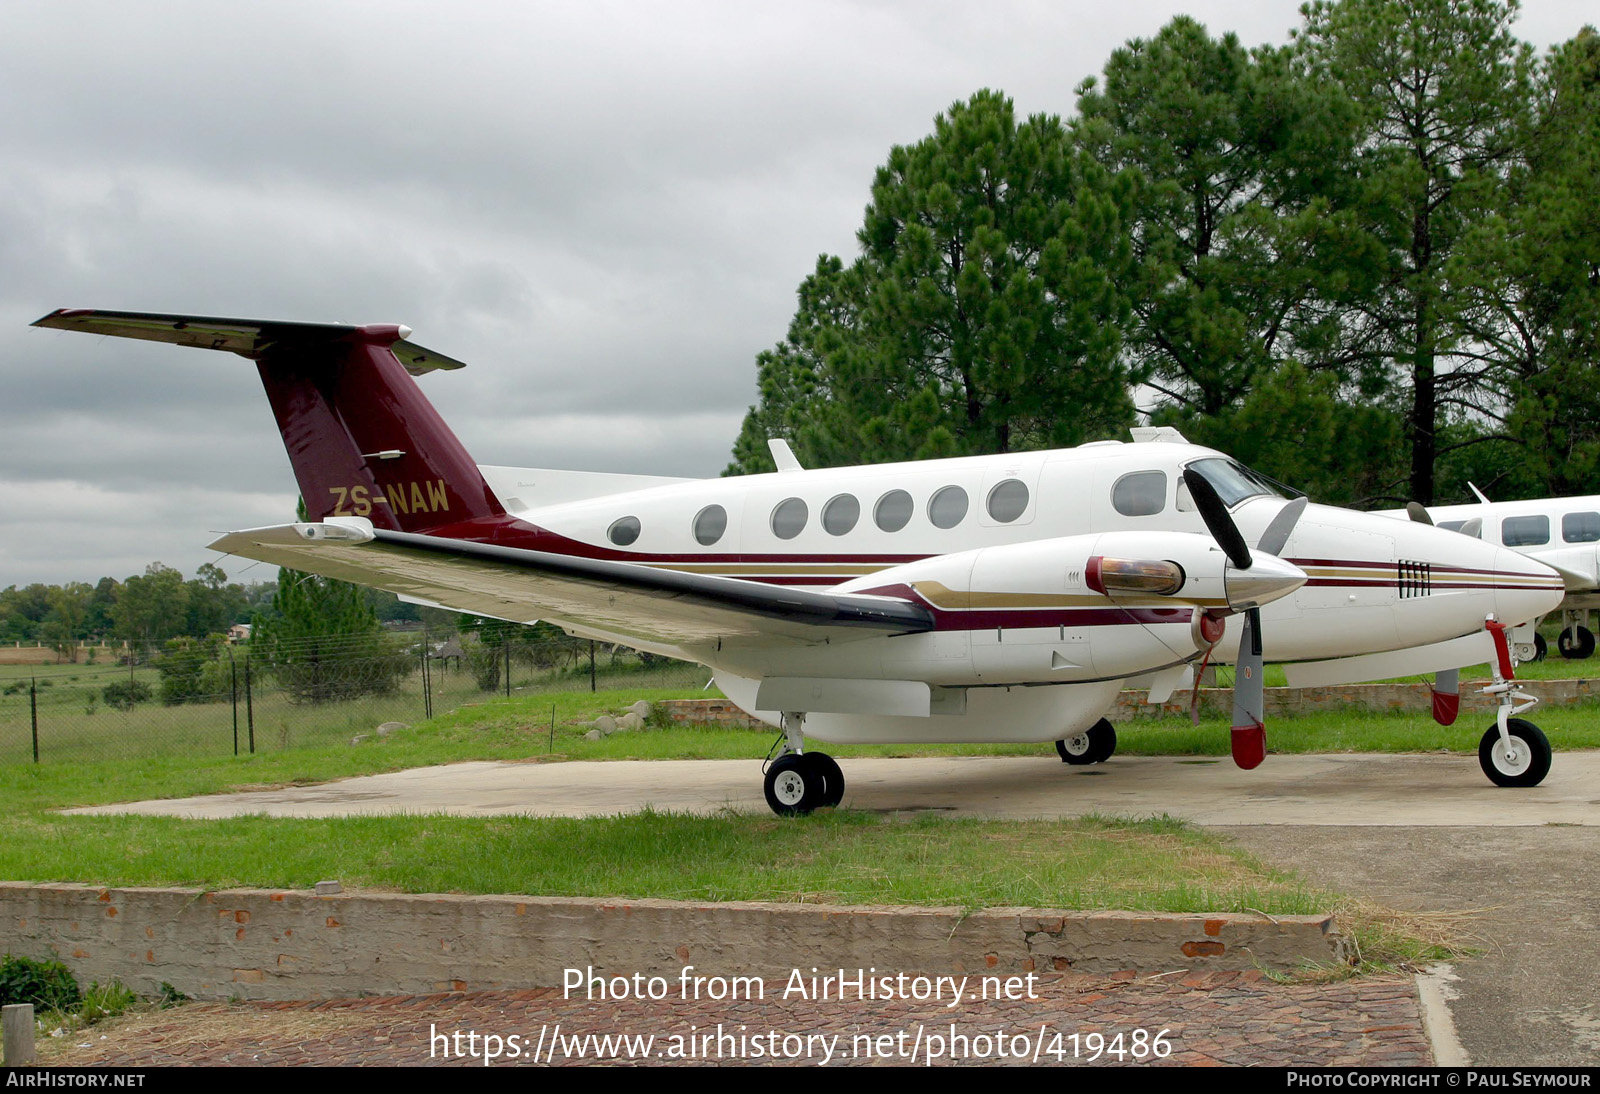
[423,518,1555,607]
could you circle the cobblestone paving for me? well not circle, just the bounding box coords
[47,971,1432,1067]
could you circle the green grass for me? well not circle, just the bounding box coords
[3,677,1589,971]
[0,808,1327,916]
[0,655,709,766]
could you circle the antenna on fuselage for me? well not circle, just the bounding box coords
[768,438,804,473]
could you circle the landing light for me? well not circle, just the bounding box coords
[1086,557,1185,597]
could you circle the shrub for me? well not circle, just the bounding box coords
[101,679,152,711]
[0,953,82,1012]
[156,635,226,705]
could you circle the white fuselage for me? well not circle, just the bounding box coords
[496,440,1563,743]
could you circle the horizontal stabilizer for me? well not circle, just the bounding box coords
[33,308,466,376]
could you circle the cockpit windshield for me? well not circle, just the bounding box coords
[1184,457,1289,508]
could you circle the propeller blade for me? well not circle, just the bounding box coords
[1258,497,1308,556]
[1405,501,1433,526]
[1182,468,1252,570]
[1231,609,1267,769]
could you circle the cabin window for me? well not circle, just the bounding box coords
[693,505,727,546]
[608,516,642,547]
[771,497,808,540]
[1112,470,1167,516]
[1501,515,1549,547]
[928,485,968,529]
[1563,512,1600,543]
[875,489,913,532]
[822,494,860,536]
[1439,519,1481,538]
[986,479,1029,523]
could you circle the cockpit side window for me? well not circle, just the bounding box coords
[1112,470,1167,516]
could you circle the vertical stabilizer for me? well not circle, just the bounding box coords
[32,309,505,532]
[256,334,504,531]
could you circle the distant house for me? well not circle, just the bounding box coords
[228,623,253,644]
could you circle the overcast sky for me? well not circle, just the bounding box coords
[2,1,1592,588]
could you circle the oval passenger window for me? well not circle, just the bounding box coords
[823,494,860,536]
[928,485,968,529]
[875,489,913,533]
[693,505,727,546]
[771,498,808,540]
[986,479,1029,523]
[608,516,641,546]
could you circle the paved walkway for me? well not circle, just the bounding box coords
[42,972,1431,1067]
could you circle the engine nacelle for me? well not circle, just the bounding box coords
[835,531,1303,685]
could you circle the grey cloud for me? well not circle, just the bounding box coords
[1,0,1589,584]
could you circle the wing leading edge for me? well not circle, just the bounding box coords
[208,522,934,652]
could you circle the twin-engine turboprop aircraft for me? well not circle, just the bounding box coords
[33,309,1568,811]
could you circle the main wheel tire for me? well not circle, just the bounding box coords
[1056,719,1116,765]
[1533,632,1548,662]
[1478,718,1552,788]
[810,753,845,808]
[764,754,824,815]
[1557,625,1595,660]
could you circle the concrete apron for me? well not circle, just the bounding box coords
[64,752,1600,825]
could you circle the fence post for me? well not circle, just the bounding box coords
[230,649,239,756]
[504,642,511,699]
[420,627,433,721]
[3,1003,35,1066]
[589,640,596,692]
[30,677,39,764]
[245,655,255,754]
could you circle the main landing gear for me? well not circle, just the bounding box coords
[762,711,845,816]
[1056,718,1117,765]
[1557,622,1595,660]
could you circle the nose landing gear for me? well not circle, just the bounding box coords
[1478,619,1552,788]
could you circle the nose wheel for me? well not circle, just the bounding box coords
[1056,718,1117,765]
[1478,718,1551,788]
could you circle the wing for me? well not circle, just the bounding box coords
[209,522,933,654]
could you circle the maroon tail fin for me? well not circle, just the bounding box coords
[32,309,505,532]
[256,331,503,531]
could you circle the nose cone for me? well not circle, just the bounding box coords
[1224,553,1307,611]
[1492,546,1567,627]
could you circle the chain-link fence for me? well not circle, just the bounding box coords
[0,632,709,765]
